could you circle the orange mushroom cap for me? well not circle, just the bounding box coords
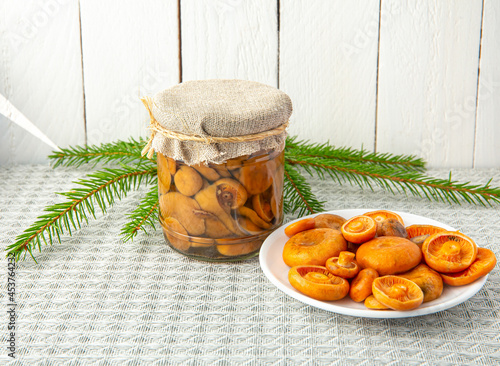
[441,247,497,286]
[372,276,424,311]
[284,218,316,238]
[422,231,478,273]
[341,215,377,244]
[288,265,350,301]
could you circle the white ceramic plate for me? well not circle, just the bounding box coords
[259,209,488,318]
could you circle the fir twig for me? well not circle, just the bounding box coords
[121,182,160,241]
[49,137,152,168]
[6,164,157,261]
[286,136,426,172]
[8,136,500,262]
[286,155,500,206]
[283,163,325,216]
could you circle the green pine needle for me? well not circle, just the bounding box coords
[6,164,157,261]
[285,154,500,206]
[286,136,426,172]
[7,135,500,261]
[121,182,160,241]
[284,163,325,216]
[49,137,152,168]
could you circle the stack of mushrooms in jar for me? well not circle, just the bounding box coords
[142,80,292,261]
[283,210,497,311]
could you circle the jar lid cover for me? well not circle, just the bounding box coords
[143,79,292,165]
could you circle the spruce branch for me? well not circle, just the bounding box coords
[286,155,500,206]
[8,136,500,261]
[283,163,325,216]
[6,164,157,261]
[121,182,160,241]
[286,136,426,172]
[49,137,152,168]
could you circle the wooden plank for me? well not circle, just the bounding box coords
[280,0,380,150]
[0,0,85,165]
[376,0,483,168]
[181,0,277,86]
[80,0,179,145]
[474,0,500,168]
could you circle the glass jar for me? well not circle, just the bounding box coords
[158,148,284,261]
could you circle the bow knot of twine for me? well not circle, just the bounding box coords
[141,97,289,159]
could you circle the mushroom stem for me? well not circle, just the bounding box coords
[338,251,356,267]
[194,184,243,235]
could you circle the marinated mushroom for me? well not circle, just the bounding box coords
[325,251,360,279]
[194,182,243,235]
[192,163,221,181]
[158,177,170,196]
[441,247,497,286]
[157,154,172,189]
[350,268,379,303]
[422,231,478,273]
[363,210,404,226]
[406,224,446,240]
[314,214,346,231]
[409,234,430,249]
[201,179,211,190]
[341,215,377,244]
[398,263,443,302]
[408,226,443,250]
[237,157,275,195]
[356,237,422,275]
[216,178,248,209]
[213,165,232,177]
[372,276,424,311]
[204,216,233,238]
[284,218,316,238]
[225,155,249,171]
[238,206,272,229]
[252,194,274,222]
[216,239,261,257]
[174,165,203,196]
[160,192,206,236]
[190,236,215,249]
[282,228,347,267]
[364,210,404,236]
[378,218,408,238]
[162,217,191,252]
[166,156,177,175]
[288,265,350,301]
[364,295,389,310]
[237,217,265,235]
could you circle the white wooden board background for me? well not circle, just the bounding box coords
[0,0,498,168]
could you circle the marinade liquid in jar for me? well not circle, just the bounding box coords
[157,149,284,261]
[143,79,292,261]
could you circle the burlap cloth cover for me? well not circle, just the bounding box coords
[142,79,293,165]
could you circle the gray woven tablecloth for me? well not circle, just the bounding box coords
[1,165,499,365]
